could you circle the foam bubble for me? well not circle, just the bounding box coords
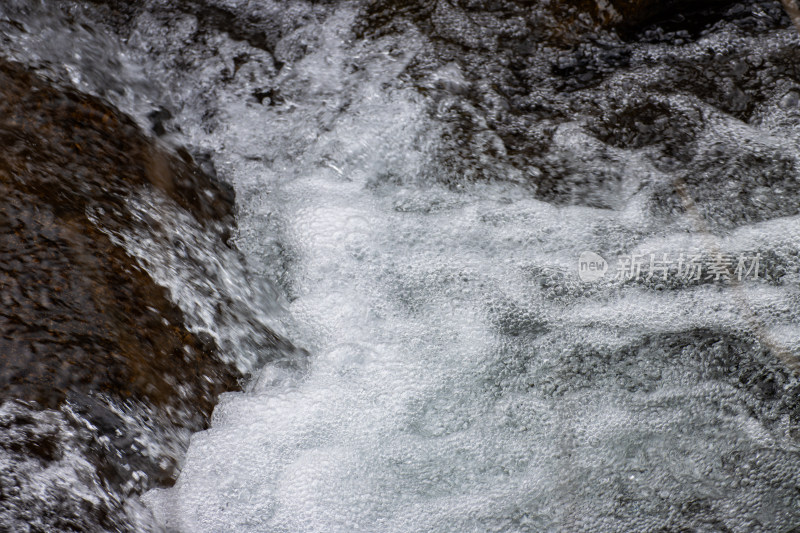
[140,3,800,532]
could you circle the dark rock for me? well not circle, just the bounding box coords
[71,0,336,69]
[354,0,799,219]
[0,58,237,418]
[604,0,738,30]
[0,58,258,528]
[357,0,739,48]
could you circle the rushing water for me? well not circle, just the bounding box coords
[3,0,800,531]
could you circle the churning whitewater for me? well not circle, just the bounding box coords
[3,0,800,530]
[129,3,800,532]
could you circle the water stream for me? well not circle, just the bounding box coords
[3,0,800,531]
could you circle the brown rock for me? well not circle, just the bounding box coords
[602,0,737,28]
[0,57,246,505]
[0,57,237,417]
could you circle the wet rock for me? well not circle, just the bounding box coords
[650,139,800,228]
[357,0,739,48]
[603,0,738,30]
[0,57,237,415]
[0,401,140,532]
[588,98,703,165]
[72,0,334,69]
[0,58,258,528]
[542,328,797,409]
[354,0,798,219]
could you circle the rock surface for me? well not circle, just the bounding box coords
[356,0,797,224]
[604,0,738,29]
[0,58,236,412]
[0,57,261,529]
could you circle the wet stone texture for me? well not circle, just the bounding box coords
[0,58,244,529]
[74,0,333,70]
[356,0,799,228]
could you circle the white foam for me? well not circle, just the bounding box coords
[140,4,800,532]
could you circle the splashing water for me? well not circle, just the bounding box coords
[3,0,800,531]
[132,3,800,532]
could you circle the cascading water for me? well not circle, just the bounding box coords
[2,0,800,531]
